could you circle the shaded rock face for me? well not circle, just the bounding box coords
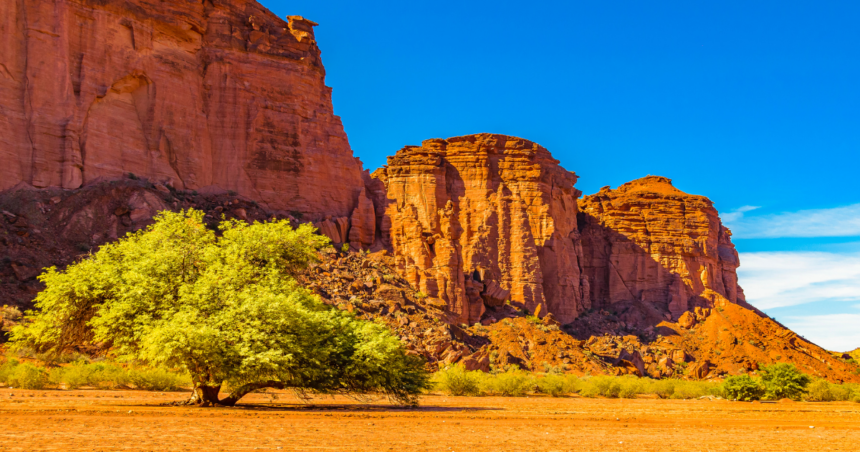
[371,134,585,325]
[577,176,744,318]
[0,0,362,217]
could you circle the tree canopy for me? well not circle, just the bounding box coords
[12,210,429,406]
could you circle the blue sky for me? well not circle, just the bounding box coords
[262,0,860,350]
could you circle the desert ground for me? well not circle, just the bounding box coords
[0,389,857,451]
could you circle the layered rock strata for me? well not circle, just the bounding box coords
[0,0,363,217]
[371,134,585,325]
[577,176,744,318]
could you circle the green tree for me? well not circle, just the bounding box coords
[722,374,764,401]
[760,363,811,400]
[12,210,428,406]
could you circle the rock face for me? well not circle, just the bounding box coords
[0,0,363,217]
[371,139,745,327]
[371,134,585,325]
[577,176,744,318]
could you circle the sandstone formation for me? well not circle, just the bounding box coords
[2,2,852,382]
[0,0,363,217]
[371,134,585,325]
[578,176,744,319]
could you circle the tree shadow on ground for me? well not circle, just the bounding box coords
[218,402,502,413]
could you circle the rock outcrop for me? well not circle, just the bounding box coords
[371,139,747,328]
[371,134,585,325]
[578,176,744,319]
[0,0,363,217]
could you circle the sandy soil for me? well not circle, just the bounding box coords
[0,388,858,451]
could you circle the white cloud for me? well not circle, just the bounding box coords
[778,314,860,352]
[721,205,760,223]
[738,251,860,310]
[725,203,860,238]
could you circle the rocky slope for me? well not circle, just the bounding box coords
[0,0,363,217]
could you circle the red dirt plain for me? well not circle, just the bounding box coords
[0,388,858,451]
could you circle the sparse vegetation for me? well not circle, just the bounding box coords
[432,365,859,402]
[432,368,724,399]
[0,358,190,391]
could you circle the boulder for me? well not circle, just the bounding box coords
[678,311,697,329]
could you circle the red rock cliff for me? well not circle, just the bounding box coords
[577,176,745,318]
[371,138,746,327]
[0,0,363,217]
[372,134,585,325]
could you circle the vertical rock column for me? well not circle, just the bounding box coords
[372,134,585,325]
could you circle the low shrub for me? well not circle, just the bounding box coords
[646,379,678,399]
[50,361,132,389]
[536,373,581,397]
[0,358,189,391]
[579,375,623,398]
[7,363,48,389]
[433,364,483,396]
[128,368,189,391]
[428,366,851,402]
[669,380,718,400]
[806,380,856,402]
[760,363,811,400]
[0,359,20,382]
[722,374,764,401]
[483,367,533,396]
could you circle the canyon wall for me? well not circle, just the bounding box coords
[371,134,585,325]
[371,136,744,325]
[577,176,744,318]
[0,0,363,217]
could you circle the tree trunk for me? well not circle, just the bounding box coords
[219,381,286,407]
[187,383,222,406]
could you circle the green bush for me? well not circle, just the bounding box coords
[434,364,483,396]
[7,363,48,389]
[723,374,764,401]
[49,362,133,389]
[128,368,190,391]
[579,375,623,398]
[669,380,717,399]
[760,363,811,400]
[0,359,20,382]
[483,367,533,396]
[88,363,132,389]
[617,376,645,399]
[536,373,581,397]
[806,380,856,402]
[646,379,678,399]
